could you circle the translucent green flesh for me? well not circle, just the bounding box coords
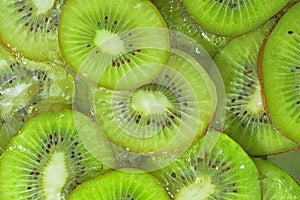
[0,45,73,152]
[214,21,297,156]
[59,0,169,89]
[68,170,170,200]
[254,158,300,200]
[152,132,261,199]
[261,2,300,142]
[94,52,215,153]
[182,0,290,36]
[151,0,232,57]
[0,110,110,199]
[0,0,66,61]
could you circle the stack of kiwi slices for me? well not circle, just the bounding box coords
[1,0,300,199]
[0,43,73,154]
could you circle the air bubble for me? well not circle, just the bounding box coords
[185,23,199,36]
[213,36,225,46]
[88,163,103,172]
[170,24,182,31]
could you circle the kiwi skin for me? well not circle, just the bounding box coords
[150,0,233,57]
[0,110,111,199]
[0,0,66,62]
[181,0,291,36]
[93,50,216,154]
[253,158,300,199]
[58,0,170,89]
[0,56,74,154]
[257,2,300,143]
[151,131,261,199]
[68,169,170,200]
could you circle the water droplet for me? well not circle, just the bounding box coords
[213,36,225,46]
[185,23,199,36]
[170,24,182,31]
[168,0,181,12]
[89,163,103,172]
[220,142,228,153]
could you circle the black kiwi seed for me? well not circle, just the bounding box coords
[94,51,215,153]
[0,110,110,199]
[214,19,298,156]
[152,132,261,199]
[68,170,170,200]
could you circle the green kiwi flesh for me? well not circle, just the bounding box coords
[182,0,291,36]
[68,169,170,200]
[152,131,261,199]
[0,110,111,199]
[151,0,232,57]
[253,158,300,199]
[0,0,66,61]
[0,44,73,153]
[59,0,170,89]
[214,19,298,156]
[259,2,300,143]
[93,51,216,153]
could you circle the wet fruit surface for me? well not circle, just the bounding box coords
[0,0,299,199]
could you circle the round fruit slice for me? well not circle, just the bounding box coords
[0,0,66,61]
[182,0,290,36]
[59,0,170,89]
[259,2,300,142]
[214,19,298,156]
[151,0,232,57]
[94,51,216,153]
[152,131,261,199]
[253,158,300,199]
[0,44,73,154]
[0,110,111,199]
[68,169,170,200]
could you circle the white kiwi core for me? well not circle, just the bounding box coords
[33,0,55,15]
[131,90,172,115]
[175,175,215,200]
[43,152,67,200]
[247,86,264,115]
[94,30,125,56]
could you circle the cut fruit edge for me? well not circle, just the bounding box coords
[72,30,225,172]
[257,2,300,143]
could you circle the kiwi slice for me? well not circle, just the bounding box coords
[152,131,261,199]
[0,0,66,61]
[169,30,226,132]
[0,44,73,153]
[214,19,298,156]
[253,158,300,199]
[0,110,111,199]
[59,0,170,89]
[151,0,232,57]
[182,0,290,36]
[93,50,216,154]
[259,2,300,143]
[68,169,170,200]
